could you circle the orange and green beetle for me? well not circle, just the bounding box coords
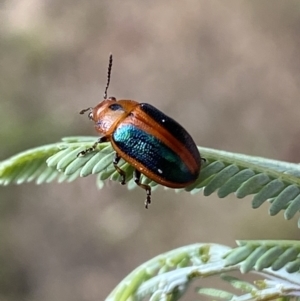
[79,55,203,208]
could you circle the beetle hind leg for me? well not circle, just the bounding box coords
[134,170,151,209]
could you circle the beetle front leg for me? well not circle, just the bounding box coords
[113,153,126,185]
[77,136,109,157]
[134,170,151,209]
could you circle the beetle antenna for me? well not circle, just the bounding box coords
[103,53,113,99]
[80,54,113,115]
[79,107,92,115]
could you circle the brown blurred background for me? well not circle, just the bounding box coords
[1,1,300,300]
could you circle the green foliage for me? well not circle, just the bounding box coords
[104,242,300,301]
[1,136,300,301]
[1,136,300,223]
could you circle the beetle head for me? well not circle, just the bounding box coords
[86,97,127,135]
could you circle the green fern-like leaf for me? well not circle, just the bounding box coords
[104,242,300,301]
[2,136,300,226]
[105,243,231,301]
[197,275,299,301]
[224,240,300,273]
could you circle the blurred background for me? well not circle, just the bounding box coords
[1,0,300,300]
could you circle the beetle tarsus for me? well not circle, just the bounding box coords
[134,170,151,208]
[144,192,151,209]
[77,147,93,157]
[77,143,97,157]
[77,137,107,157]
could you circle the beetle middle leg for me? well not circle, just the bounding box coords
[134,170,151,209]
[113,153,126,185]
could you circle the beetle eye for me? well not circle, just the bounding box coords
[109,103,123,111]
[88,112,93,120]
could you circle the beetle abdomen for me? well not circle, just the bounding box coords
[112,123,199,187]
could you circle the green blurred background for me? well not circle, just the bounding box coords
[1,1,300,300]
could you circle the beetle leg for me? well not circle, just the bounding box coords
[134,170,151,209]
[77,136,108,157]
[113,153,126,185]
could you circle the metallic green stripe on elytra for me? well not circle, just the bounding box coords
[112,124,198,184]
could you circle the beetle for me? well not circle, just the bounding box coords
[79,54,203,208]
